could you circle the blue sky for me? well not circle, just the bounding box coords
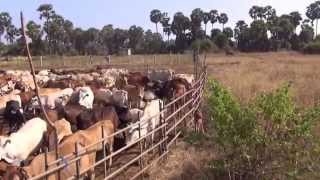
[0,0,316,31]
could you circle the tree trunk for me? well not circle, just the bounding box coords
[316,19,318,38]
[156,23,158,34]
[167,34,170,42]
[205,24,207,35]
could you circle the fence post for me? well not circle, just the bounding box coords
[159,100,165,156]
[102,125,107,177]
[173,101,177,146]
[40,56,43,67]
[45,148,49,180]
[138,112,144,180]
[75,142,80,179]
[153,55,156,66]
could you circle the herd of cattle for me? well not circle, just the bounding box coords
[0,67,198,179]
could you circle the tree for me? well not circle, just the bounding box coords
[209,10,219,29]
[171,12,191,52]
[218,13,228,30]
[143,30,163,54]
[27,21,44,55]
[0,12,12,42]
[190,8,204,40]
[5,24,19,44]
[37,4,55,54]
[160,12,171,41]
[300,20,314,44]
[223,27,233,39]
[234,20,250,51]
[150,9,162,34]
[128,25,144,53]
[306,1,320,36]
[289,11,302,31]
[203,12,210,35]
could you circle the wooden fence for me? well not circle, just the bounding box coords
[28,67,207,180]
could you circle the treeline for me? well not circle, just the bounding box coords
[0,2,320,56]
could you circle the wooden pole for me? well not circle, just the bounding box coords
[75,142,80,179]
[102,126,107,177]
[20,12,54,128]
[138,112,144,180]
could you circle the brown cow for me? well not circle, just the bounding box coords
[127,72,150,88]
[76,105,119,131]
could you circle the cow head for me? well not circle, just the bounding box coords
[78,87,94,109]
[112,89,129,108]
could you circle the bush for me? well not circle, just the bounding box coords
[207,80,320,179]
[303,41,320,54]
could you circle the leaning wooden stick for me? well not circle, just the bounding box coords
[20,12,54,128]
[20,12,60,159]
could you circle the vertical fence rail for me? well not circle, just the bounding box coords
[28,67,206,180]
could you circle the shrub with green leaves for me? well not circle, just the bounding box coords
[207,80,320,179]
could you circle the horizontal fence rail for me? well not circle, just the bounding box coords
[27,67,207,180]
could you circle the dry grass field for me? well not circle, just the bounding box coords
[1,52,320,179]
[2,51,319,107]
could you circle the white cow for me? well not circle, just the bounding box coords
[127,99,164,146]
[0,117,47,165]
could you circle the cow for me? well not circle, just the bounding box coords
[0,118,47,166]
[53,119,72,144]
[128,97,164,146]
[74,87,95,109]
[0,94,22,115]
[4,100,25,134]
[147,69,174,82]
[93,88,113,106]
[76,105,119,131]
[127,72,150,88]
[3,132,95,180]
[124,85,144,108]
[174,74,194,85]
[112,88,128,108]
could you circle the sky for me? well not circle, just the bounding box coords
[0,0,316,32]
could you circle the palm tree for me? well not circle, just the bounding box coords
[5,24,19,44]
[203,12,210,35]
[209,10,218,30]
[0,12,12,42]
[37,4,55,54]
[306,1,320,37]
[218,13,229,30]
[150,9,162,34]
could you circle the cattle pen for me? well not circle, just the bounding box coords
[12,62,206,180]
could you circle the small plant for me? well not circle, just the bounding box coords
[207,80,320,180]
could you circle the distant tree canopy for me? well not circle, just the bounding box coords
[1,2,320,56]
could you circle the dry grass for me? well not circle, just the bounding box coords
[205,51,320,107]
[2,52,319,107]
[2,51,320,179]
